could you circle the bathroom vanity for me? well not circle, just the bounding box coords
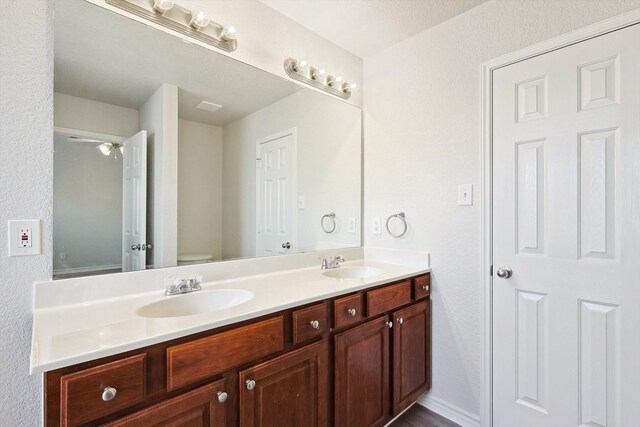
[33,262,431,427]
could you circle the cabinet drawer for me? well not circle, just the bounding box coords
[333,293,364,329]
[293,303,328,344]
[366,280,412,317]
[413,274,431,300]
[103,380,227,427]
[167,316,284,391]
[60,354,146,427]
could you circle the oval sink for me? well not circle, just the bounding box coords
[137,289,254,318]
[322,266,382,279]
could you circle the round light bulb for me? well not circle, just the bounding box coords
[220,25,237,41]
[153,0,174,13]
[349,83,357,90]
[335,75,343,83]
[299,60,308,67]
[190,11,210,29]
[98,143,112,156]
[319,69,326,76]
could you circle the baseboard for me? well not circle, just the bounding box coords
[417,395,481,427]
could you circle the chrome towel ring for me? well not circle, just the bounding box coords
[386,212,407,238]
[321,212,336,233]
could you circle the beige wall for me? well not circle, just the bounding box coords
[178,119,223,260]
[222,90,361,259]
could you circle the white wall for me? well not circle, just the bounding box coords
[178,119,223,260]
[53,134,122,273]
[363,0,640,420]
[52,94,139,274]
[89,0,363,108]
[54,92,138,137]
[140,83,178,268]
[0,1,51,425]
[222,90,361,259]
[0,1,360,423]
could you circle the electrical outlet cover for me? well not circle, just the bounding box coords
[8,220,41,256]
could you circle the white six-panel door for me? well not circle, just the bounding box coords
[492,24,640,426]
[122,130,147,272]
[256,129,296,256]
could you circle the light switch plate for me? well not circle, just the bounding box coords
[8,220,42,256]
[457,184,473,206]
[347,217,356,233]
[372,217,381,235]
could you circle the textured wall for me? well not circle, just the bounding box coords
[0,0,52,425]
[363,0,640,419]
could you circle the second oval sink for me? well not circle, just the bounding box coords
[322,266,382,279]
[137,289,254,318]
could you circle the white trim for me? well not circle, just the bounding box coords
[418,395,480,427]
[53,126,127,143]
[480,9,640,427]
[53,264,121,275]
[255,128,298,256]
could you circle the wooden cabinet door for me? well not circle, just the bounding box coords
[334,316,390,427]
[103,380,228,427]
[239,340,328,427]
[392,300,430,415]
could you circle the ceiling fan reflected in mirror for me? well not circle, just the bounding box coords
[67,136,124,159]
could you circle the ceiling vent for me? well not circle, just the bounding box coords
[196,101,223,113]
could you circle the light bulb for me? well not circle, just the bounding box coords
[299,59,308,67]
[318,69,326,76]
[220,25,237,41]
[349,83,357,90]
[335,75,343,83]
[189,11,210,30]
[98,143,112,156]
[152,0,174,13]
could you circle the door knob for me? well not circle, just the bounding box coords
[397,317,404,325]
[245,379,256,390]
[282,242,291,249]
[496,266,513,279]
[347,308,357,316]
[131,244,141,251]
[217,391,228,403]
[386,321,393,329]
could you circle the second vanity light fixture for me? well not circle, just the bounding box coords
[284,58,357,100]
[106,0,238,52]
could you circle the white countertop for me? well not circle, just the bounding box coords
[31,254,430,374]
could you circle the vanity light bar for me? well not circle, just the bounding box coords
[105,0,237,52]
[284,58,356,100]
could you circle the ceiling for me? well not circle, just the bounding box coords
[55,0,301,127]
[259,0,488,58]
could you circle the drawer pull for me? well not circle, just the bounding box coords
[386,321,393,329]
[101,387,117,402]
[246,379,256,390]
[397,317,404,325]
[309,320,320,329]
[347,308,357,316]
[217,391,228,403]
[421,284,429,291]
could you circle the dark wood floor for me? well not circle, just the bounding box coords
[389,404,460,427]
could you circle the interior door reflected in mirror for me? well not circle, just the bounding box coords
[52,0,362,279]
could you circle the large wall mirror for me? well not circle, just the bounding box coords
[53,0,362,279]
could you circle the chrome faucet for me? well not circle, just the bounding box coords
[165,274,202,296]
[320,256,345,270]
